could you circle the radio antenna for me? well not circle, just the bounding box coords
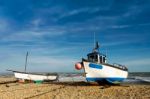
[94,32,96,48]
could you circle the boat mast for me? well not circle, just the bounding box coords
[25,52,28,72]
[93,32,96,52]
[93,32,100,52]
[94,32,96,49]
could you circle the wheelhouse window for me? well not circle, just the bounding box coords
[87,52,106,64]
[88,54,98,62]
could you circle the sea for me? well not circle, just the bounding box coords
[125,72,150,84]
[58,72,150,84]
[0,72,150,84]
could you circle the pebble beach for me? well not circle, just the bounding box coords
[0,76,150,99]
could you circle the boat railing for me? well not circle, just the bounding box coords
[113,63,127,70]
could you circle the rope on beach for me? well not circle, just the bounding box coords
[0,84,53,93]
[0,80,17,85]
[24,85,66,99]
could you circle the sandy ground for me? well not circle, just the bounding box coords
[0,76,150,99]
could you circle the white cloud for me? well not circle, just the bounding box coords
[58,8,88,19]
[0,20,8,31]
[110,23,150,29]
[111,25,131,29]
[0,17,11,32]
[122,5,143,18]
[1,28,66,42]
[123,58,150,66]
[102,40,136,47]
[0,46,81,72]
[58,7,102,19]
[30,18,42,28]
[29,56,77,66]
[16,55,78,72]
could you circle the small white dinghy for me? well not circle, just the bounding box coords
[7,52,58,82]
[8,70,58,81]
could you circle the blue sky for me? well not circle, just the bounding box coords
[0,0,150,73]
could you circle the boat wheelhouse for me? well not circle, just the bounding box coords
[86,51,128,71]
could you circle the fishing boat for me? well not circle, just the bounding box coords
[7,52,58,82]
[75,42,128,84]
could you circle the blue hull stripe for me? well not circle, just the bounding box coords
[86,77,125,83]
[89,63,103,69]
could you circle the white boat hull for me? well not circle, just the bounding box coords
[83,61,128,84]
[14,71,58,81]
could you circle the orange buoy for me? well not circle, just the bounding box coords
[75,62,82,70]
